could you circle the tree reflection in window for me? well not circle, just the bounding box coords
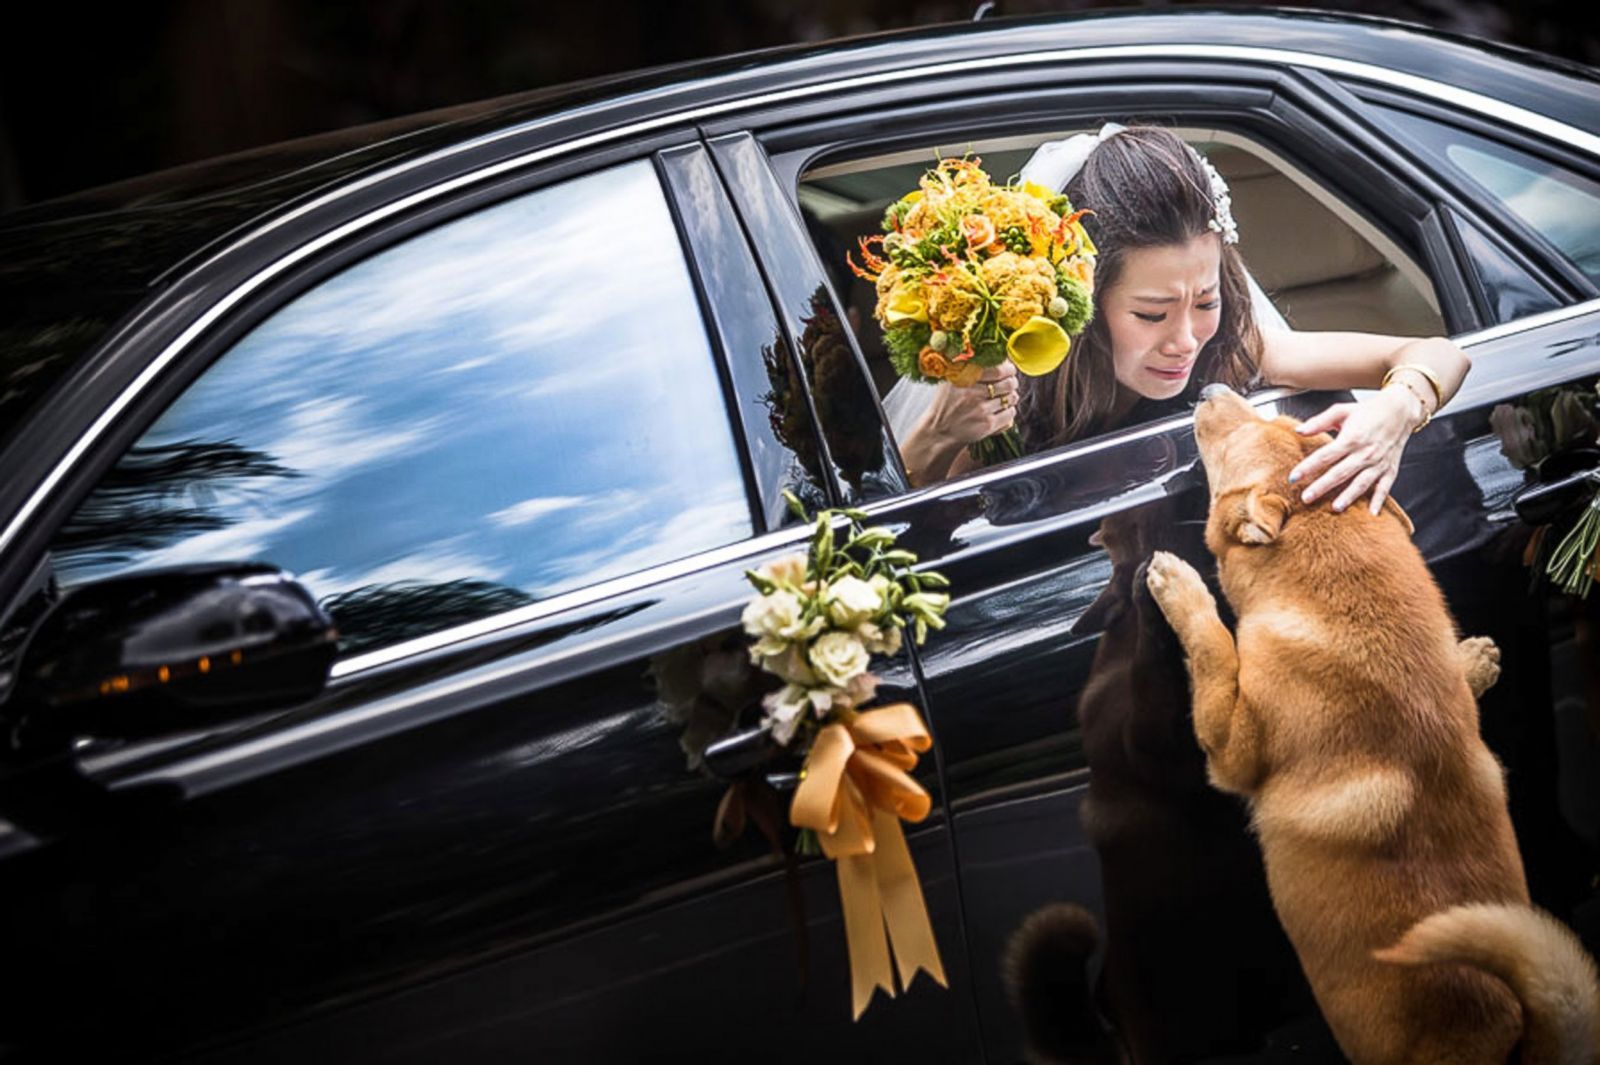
[54,439,300,569]
[758,287,896,507]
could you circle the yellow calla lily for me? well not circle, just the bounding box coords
[1021,180,1056,202]
[1072,221,1098,256]
[885,285,929,324]
[900,189,924,204]
[1007,316,1072,376]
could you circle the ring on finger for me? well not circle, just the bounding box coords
[986,383,997,400]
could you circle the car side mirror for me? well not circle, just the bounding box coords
[9,562,338,753]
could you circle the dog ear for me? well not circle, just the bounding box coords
[1232,488,1291,545]
[1381,495,1415,537]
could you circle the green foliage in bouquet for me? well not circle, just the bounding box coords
[883,321,933,379]
[1546,482,1600,598]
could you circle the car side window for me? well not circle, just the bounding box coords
[797,128,1443,485]
[1368,104,1600,286]
[49,159,753,655]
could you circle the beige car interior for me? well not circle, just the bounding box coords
[1195,132,1442,336]
[798,127,1445,398]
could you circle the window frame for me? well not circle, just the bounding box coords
[721,59,1489,497]
[1347,82,1600,305]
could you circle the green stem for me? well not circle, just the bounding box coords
[1546,485,1600,598]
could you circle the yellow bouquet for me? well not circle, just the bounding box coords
[850,157,1098,460]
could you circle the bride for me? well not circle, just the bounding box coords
[888,124,1470,517]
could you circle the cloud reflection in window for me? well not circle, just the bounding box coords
[54,159,753,652]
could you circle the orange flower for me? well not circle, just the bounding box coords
[1052,209,1097,257]
[946,361,983,388]
[1061,257,1095,292]
[918,349,952,380]
[848,234,889,281]
[960,215,998,253]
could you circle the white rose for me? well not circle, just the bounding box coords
[757,554,808,588]
[809,631,870,687]
[842,670,880,709]
[806,686,838,718]
[825,575,882,629]
[761,685,809,746]
[858,621,902,657]
[741,590,807,642]
[758,643,818,686]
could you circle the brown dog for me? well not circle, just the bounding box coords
[1144,384,1600,1065]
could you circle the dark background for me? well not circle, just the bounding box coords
[0,0,1594,214]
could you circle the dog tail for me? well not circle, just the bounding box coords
[1003,903,1120,1065]
[1374,903,1600,1065]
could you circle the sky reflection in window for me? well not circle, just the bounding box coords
[55,160,752,652]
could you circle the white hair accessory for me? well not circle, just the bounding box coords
[1199,156,1239,245]
[1017,122,1125,193]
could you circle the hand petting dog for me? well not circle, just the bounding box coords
[1288,385,1419,517]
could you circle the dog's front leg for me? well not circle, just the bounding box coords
[1457,635,1501,699]
[1145,552,1262,794]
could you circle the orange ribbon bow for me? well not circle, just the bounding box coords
[789,702,948,1019]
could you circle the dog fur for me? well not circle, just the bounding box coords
[1144,385,1600,1065]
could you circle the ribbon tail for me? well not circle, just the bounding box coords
[871,810,948,992]
[837,853,895,1020]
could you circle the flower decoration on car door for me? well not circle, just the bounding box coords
[1491,379,1600,596]
[740,492,950,1018]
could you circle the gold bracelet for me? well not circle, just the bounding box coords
[1382,363,1444,411]
[1384,378,1432,434]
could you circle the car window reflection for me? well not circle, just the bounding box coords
[51,159,752,654]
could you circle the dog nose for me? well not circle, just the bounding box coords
[1200,383,1235,401]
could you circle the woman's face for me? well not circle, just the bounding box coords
[1100,234,1223,402]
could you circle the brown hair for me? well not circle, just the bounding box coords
[1017,126,1262,450]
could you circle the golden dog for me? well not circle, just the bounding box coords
[1144,384,1600,1065]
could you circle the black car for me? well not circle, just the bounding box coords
[1,9,1597,1062]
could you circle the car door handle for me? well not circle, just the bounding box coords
[703,726,797,790]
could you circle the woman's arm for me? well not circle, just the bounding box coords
[1256,330,1471,515]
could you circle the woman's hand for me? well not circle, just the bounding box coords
[924,363,1019,446]
[899,363,1019,487]
[1289,386,1423,515]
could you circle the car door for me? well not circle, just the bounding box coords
[0,135,983,1062]
[1345,82,1600,971]
[718,52,1600,1064]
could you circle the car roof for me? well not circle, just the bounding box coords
[1,7,1595,454]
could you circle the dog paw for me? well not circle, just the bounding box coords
[1144,551,1215,627]
[1458,635,1501,698]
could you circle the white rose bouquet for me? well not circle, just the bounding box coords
[741,494,949,748]
[1492,380,1600,597]
[738,491,953,1018]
